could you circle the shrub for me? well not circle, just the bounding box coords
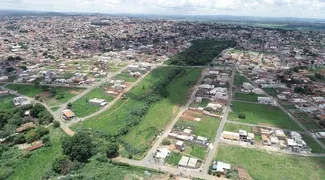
[52,155,74,175]
[106,143,119,158]
[162,139,171,145]
[53,121,60,128]
[238,113,246,119]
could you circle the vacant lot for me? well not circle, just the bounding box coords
[223,123,253,133]
[234,73,248,86]
[123,68,201,156]
[301,134,325,153]
[175,116,221,140]
[233,93,265,102]
[166,152,182,166]
[263,88,277,97]
[71,87,115,117]
[190,98,210,108]
[0,95,16,110]
[229,101,301,130]
[5,84,84,106]
[216,144,325,180]
[113,71,138,82]
[76,67,201,158]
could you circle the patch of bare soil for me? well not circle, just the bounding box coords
[237,167,253,180]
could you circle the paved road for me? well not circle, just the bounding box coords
[201,67,236,174]
[116,157,225,180]
[240,72,325,150]
[142,68,208,164]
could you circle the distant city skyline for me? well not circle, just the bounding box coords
[1,0,325,19]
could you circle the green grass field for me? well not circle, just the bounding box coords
[320,139,325,146]
[166,152,182,166]
[216,144,325,180]
[190,98,210,108]
[175,116,221,140]
[233,93,265,102]
[7,127,67,180]
[223,123,253,132]
[50,106,60,112]
[122,68,201,155]
[5,84,84,106]
[263,88,277,97]
[301,134,325,153]
[0,95,16,110]
[187,143,207,160]
[229,101,301,130]
[113,71,138,82]
[72,87,115,117]
[76,67,201,157]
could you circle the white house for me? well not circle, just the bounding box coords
[257,97,275,104]
[88,98,107,106]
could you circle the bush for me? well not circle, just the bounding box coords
[52,155,74,175]
[162,139,171,145]
[53,121,60,128]
[238,113,246,119]
[106,143,119,158]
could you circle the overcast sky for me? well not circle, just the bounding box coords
[1,0,325,19]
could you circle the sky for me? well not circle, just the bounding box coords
[1,0,325,19]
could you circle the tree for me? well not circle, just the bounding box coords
[26,130,40,143]
[106,143,119,158]
[52,155,74,175]
[20,65,27,70]
[5,67,15,73]
[30,103,46,118]
[62,132,94,162]
[7,56,15,61]
[53,121,60,128]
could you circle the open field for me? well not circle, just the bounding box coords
[234,73,248,86]
[216,144,325,180]
[233,92,265,102]
[301,134,325,153]
[223,123,253,132]
[175,116,221,140]
[122,68,201,156]
[263,88,277,97]
[76,67,201,157]
[5,84,84,106]
[71,87,115,117]
[113,71,138,82]
[186,143,207,160]
[50,106,60,112]
[229,101,302,130]
[166,152,183,166]
[320,139,325,146]
[5,128,66,180]
[0,94,16,110]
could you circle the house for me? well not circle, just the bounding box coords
[253,88,264,94]
[213,161,231,174]
[243,82,254,90]
[178,156,190,167]
[257,97,275,104]
[175,140,186,151]
[62,109,75,120]
[88,98,107,106]
[26,142,44,151]
[178,156,199,169]
[127,65,140,71]
[196,136,208,145]
[205,103,222,112]
[13,97,31,107]
[155,147,170,161]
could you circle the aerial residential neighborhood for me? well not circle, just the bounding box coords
[0,6,325,180]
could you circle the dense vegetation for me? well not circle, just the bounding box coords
[168,39,236,66]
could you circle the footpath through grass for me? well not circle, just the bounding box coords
[71,87,115,117]
[216,144,325,180]
[76,67,201,157]
[229,101,302,130]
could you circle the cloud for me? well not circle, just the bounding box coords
[0,0,325,18]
